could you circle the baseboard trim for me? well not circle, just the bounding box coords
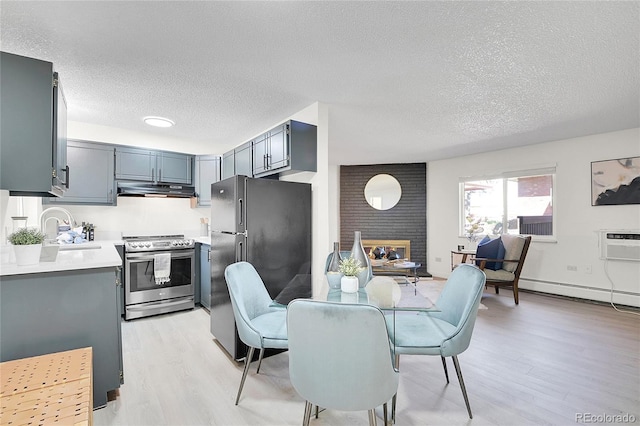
[520,277,639,308]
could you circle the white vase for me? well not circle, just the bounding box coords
[341,275,359,293]
[13,244,42,266]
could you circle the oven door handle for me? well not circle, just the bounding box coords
[125,250,194,262]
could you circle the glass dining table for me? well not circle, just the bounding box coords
[317,275,438,313]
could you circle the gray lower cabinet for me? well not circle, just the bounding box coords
[0,267,123,409]
[194,155,221,206]
[200,244,211,309]
[115,146,194,185]
[199,243,211,309]
[44,139,116,205]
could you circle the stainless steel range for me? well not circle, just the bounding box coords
[123,234,195,320]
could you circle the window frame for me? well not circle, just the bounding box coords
[459,166,557,242]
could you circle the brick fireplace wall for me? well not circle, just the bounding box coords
[339,163,428,276]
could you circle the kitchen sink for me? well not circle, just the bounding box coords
[57,243,102,251]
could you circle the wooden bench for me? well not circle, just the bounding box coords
[0,347,93,425]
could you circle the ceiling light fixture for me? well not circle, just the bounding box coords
[143,116,175,128]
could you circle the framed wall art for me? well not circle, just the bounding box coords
[591,156,640,206]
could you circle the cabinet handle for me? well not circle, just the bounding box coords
[63,166,70,189]
[207,248,211,262]
[158,169,162,182]
[151,168,155,181]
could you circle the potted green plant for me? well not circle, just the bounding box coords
[9,227,45,266]
[338,257,363,293]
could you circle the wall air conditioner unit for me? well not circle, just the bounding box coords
[599,230,640,261]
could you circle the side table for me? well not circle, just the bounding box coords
[451,250,476,271]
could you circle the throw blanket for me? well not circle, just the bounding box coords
[154,253,171,285]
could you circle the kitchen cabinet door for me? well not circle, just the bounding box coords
[252,121,316,178]
[268,124,289,171]
[195,155,221,206]
[222,150,235,180]
[115,147,155,181]
[0,52,67,196]
[44,140,116,205]
[199,244,211,309]
[234,142,253,177]
[251,133,268,176]
[157,151,193,184]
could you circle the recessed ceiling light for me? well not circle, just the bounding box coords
[143,116,175,128]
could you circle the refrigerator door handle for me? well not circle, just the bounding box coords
[237,240,243,261]
[238,198,243,226]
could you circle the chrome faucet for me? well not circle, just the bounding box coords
[39,207,77,241]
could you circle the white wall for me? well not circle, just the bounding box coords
[428,128,640,307]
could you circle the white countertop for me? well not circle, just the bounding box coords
[194,236,210,245]
[0,243,122,277]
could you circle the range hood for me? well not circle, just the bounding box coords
[117,181,195,198]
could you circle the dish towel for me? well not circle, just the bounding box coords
[154,253,171,285]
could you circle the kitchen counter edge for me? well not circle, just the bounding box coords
[0,242,123,277]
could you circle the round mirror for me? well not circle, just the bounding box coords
[364,174,402,210]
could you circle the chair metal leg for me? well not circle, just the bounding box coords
[315,405,319,419]
[303,401,312,426]
[235,346,255,405]
[383,402,388,425]
[452,355,473,419]
[391,394,397,424]
[391,354,399,423]
[441,356,450,383]
[256,347,265,374]
[368,408,377,426]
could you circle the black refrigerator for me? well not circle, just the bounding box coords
[209,175,312,360]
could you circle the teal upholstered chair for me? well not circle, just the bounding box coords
[224,261,288,405]
[287,300,399,426]
[387,263,486,419]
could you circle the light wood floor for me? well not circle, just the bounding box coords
[94,288,640,425]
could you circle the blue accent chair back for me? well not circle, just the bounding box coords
[387,263,486,419]
[287,299,399,426]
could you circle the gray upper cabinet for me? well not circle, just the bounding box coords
[115,147,193,184]
[114,147,155,181]
[222,150,235,180]
[157,151,192,184]
[234,142,253,177]
[44,140,116,206]
[252,120,316,178]
[194,155,221,206]
[251,133,268,175]
[0,52,68,197]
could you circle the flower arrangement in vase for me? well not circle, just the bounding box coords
[338,257,363,293]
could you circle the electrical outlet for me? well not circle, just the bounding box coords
[567,265,578,272]
[435,257,442,262]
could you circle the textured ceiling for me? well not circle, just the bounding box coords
[1,1,638,165]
